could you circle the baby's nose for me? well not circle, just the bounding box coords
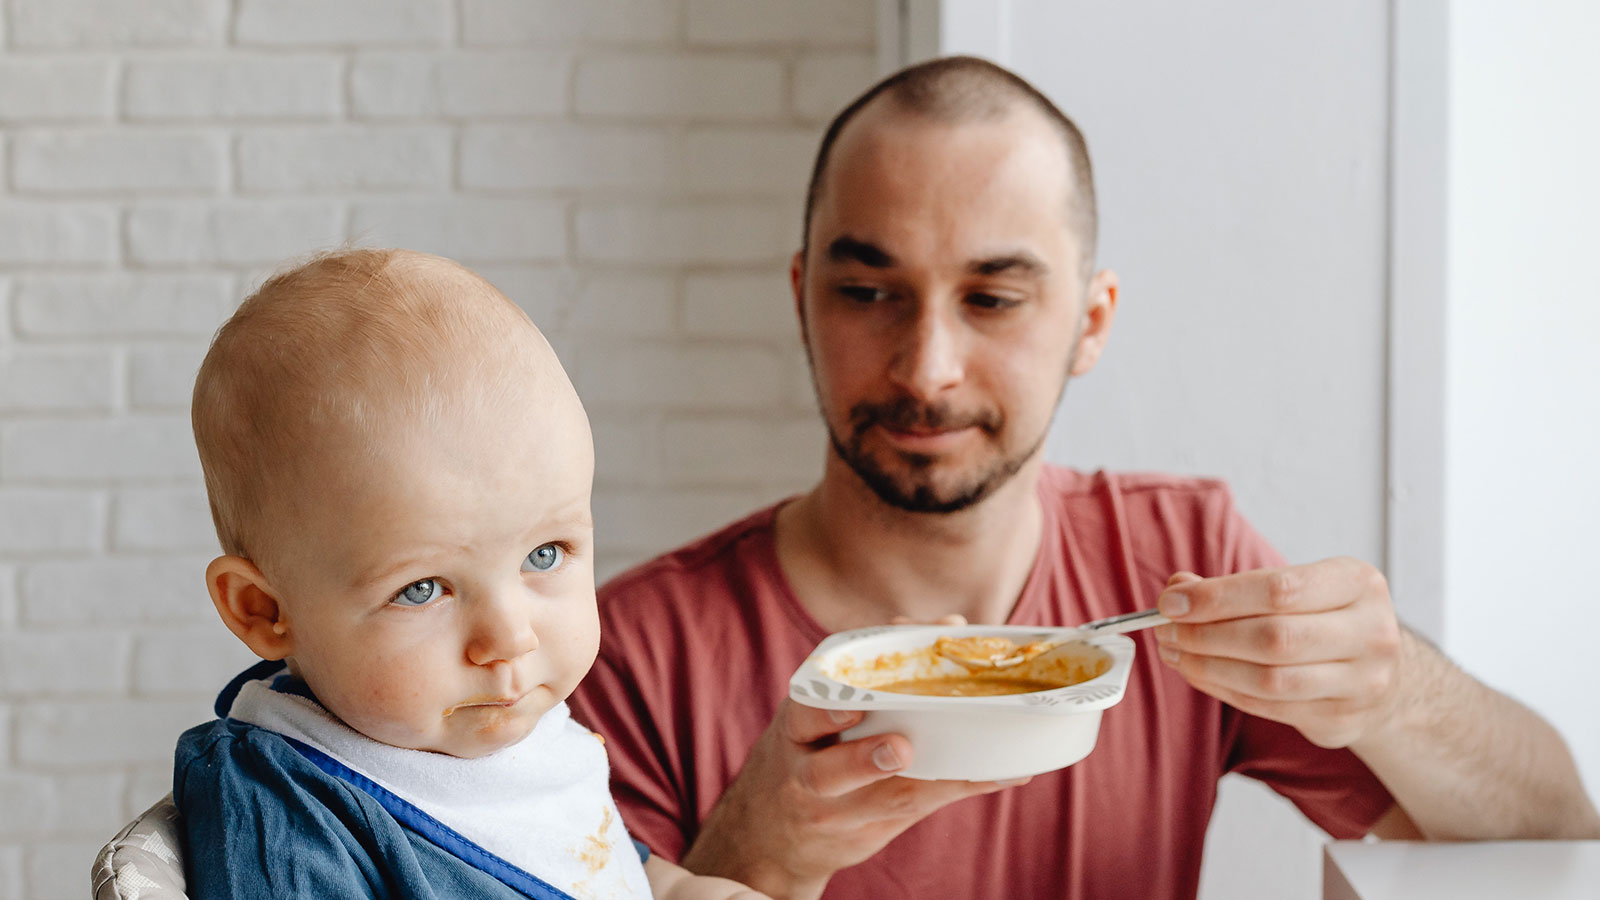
[465,592,539,665]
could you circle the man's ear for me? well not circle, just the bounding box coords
[789,248,806,317]
[1069,268,1120,376]
[206,555,293,660]
[790,249,812,349]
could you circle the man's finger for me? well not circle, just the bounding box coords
[1178,679,1372,749]
[794,733,914,798]
[781,699,863,745]
[1158,557,1378,623]
[831,773,1023,828]
[1153,606,1372,665]
[1162,653,1364,703]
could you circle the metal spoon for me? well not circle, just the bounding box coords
[935,608,1170,670]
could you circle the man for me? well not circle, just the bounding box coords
[570,56,1599,900]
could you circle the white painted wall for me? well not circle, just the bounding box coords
[1443,0,1600,795]
[926,2,1391,899]
[930,3,1600,899]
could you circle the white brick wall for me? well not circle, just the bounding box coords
[0,60,117,122]
[11,130,228,193]
[575,54,786,120]
[7,0,227,48]
[0,2,880,891]
[124,56,344,120]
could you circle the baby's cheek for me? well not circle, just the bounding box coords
[557,645,601,698]
[349,663,433,726]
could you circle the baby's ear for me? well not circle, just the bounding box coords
[206,556,293,660]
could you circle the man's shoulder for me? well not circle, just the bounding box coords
[598,500,784,609]
[1038,465,1278,577]
[1040,464,1235,508]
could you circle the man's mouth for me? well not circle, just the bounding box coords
[850,397,1001,443]
[877,423,977,448]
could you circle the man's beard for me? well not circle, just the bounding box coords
[826,395,1046,514]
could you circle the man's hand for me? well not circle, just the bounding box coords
[1152,557,1403,749]
[680,698,1026,900]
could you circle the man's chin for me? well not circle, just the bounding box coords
[855,464,1000,514]
[832,430,1033,514]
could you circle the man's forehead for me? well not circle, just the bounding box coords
[810,108,1080,266]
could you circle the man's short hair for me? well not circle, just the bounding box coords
[803,55,1098,274]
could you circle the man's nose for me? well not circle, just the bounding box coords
[464,588,539,666]
[887,303,965,400]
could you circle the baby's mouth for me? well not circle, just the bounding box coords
[442,690,530,717]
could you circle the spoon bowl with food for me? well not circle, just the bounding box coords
[935,608,1169,670]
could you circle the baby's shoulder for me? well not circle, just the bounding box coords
[173,718,322,813]
[173,720,404,896]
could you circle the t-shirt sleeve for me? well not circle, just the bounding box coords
[571,637,691,861]
[1213,488,1396,838]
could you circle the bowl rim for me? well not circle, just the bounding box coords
[788,624,1135,715]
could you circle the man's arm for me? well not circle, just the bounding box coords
[1154,558,1600,841]
[1352,626,1600,839]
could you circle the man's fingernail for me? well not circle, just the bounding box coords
[1154,624,1177,644]
[1160,591,1190,617]
[828,709,856,725]
[872,743,904,771]
[1159,644,1180,664]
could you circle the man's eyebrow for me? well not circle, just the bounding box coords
[970,253,1050,278]
[825,236,897,268]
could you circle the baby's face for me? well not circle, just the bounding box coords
[266,384,598,758]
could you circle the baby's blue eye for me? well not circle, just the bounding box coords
[523,543,564,573]
[392,578,441,607]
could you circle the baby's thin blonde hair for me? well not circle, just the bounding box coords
[192,247,545,566]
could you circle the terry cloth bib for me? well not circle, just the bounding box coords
[228,671,651,900]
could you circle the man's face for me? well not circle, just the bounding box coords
[795,104,1115,513]
[263,383,599,759]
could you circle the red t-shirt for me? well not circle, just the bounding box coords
[571,467,1394,899]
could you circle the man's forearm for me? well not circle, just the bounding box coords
[1352,628,1600,840]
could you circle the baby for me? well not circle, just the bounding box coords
[174,248,765,900]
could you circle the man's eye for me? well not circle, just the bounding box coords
[967,293,1019,310]
[837,285,887,304]
[522,543,565,573]
[391,578,442,607]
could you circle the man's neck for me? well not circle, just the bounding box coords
[774,454,1046,632]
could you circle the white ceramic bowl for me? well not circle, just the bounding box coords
[788,624,1135,781]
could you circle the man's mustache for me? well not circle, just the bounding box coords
[847,397,1003,437]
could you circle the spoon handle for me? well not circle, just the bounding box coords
[1078,607,1169,637]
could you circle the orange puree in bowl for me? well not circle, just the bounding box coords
[828,638,1111,698]
[875,676,1070,697]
